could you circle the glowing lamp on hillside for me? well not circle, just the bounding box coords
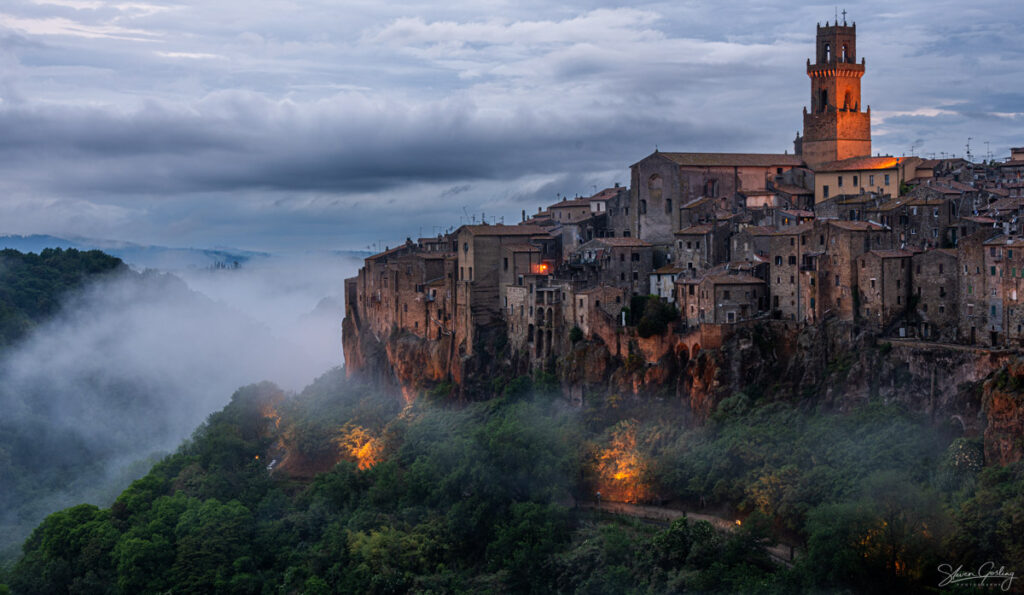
[532,262,550,275]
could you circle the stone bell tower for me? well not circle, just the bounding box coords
[801,16,871,168]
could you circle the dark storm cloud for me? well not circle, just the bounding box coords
[0,1,1021,250]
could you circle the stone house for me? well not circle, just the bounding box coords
[454,224,549,352]
[855,249,913,330]
[630,151,802,246]
[957,229,999,345]
[817,220,895,320]
[650,265,685,302]
[672,223,730,272]
[911,249,958,341]
[573,237,654,295]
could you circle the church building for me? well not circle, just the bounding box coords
[628,16,910,258]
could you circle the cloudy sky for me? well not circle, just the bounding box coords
[0,0,1021,252]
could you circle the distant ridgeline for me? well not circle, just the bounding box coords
[0,248,125,348]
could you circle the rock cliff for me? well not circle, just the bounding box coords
[342,308,1024,465]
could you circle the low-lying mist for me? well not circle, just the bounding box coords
[0,251,361,558]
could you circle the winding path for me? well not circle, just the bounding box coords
[577,501,799,568]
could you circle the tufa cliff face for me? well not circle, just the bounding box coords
[343,306,1024,465]
[982,359,1024,465]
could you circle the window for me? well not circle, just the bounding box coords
[838,176,844,187]
[939,264,944,274]
[620,272,625,281]
[640,199,647,214]
[939,305,945,314]
[724,290,731,299]
[687,241,692,249]
[853,175,859,186]
[788,256,796,265]
[503,258,508,271]
[823,185,830,198]
[631,253,640,262]
[790,275,795,284]
[775,256,783,266]
[992,266,997,276]
[620,253,625,262]
[870,279,876,288]
[884,174,891,185]
[835,275,840,287]
[666,198,672,214]
[869,174,875,186]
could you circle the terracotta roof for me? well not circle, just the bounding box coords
[986,197,1023,211]
[835,193,884,204]
[828,220,889,231]
[960,216,997,224]
[873,197,912,212]
[548,198,592,209]
[770,222,814,235]
[815,156,901,172]
[589,187,625,201]
[654,152,803,168]
[774,184,814,195]
[702,273,765,285]
[462,224,547,236]
[366,244,414,261]
[681,196,715,209]
[653,265,685,275]
[675,224,715,235]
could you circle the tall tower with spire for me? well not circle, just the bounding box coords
[800,17,871,168]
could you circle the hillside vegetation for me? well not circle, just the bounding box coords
[0,248,124,348]
[3,368,1021,593]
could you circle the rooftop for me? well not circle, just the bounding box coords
[460,224,549,236]
[828,220,888,231]
[815,156,901,172]
[646,151,803,168]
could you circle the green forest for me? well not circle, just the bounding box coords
[2,366,1020,593]
[0,248,124,348]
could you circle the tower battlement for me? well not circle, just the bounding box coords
[802,17,871,168]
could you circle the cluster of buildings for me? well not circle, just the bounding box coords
[345,19,1024,367]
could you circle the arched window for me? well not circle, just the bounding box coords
[819,89,828,112]
[842,44,848,62]
[824,43,831,63]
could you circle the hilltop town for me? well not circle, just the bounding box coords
[343,19,1024,403]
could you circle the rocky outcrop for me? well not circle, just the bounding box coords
[343,305,1024,467]
[983,359,1024,465]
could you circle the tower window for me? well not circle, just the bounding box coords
[824,43,831,63]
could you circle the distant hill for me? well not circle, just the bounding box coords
[0,247,125,348]
[0,235,269,271]
[0,234,372,272]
